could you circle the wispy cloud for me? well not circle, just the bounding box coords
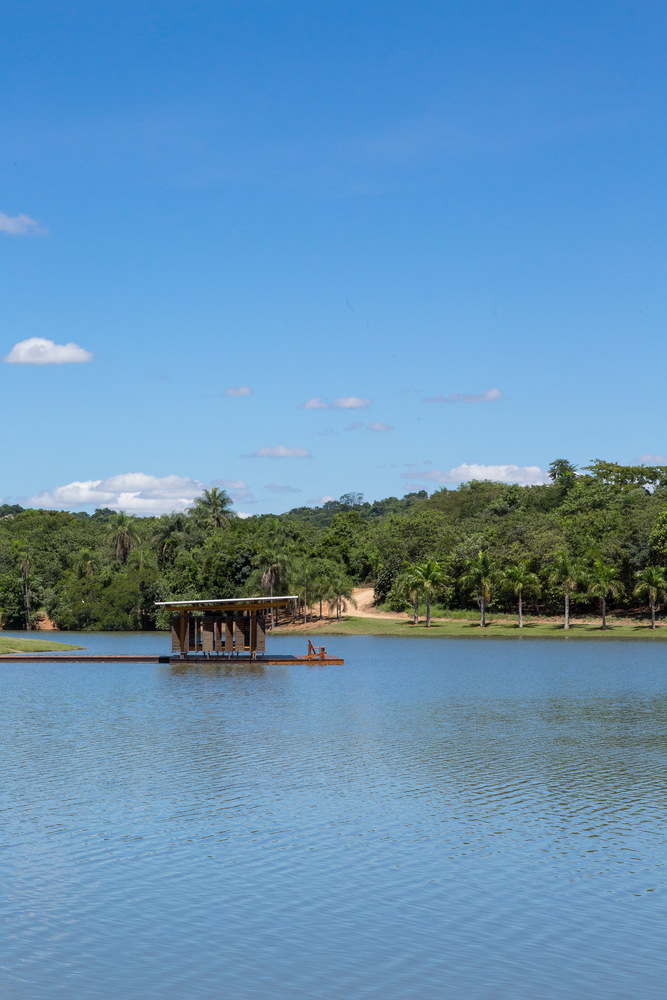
[250,445,311,458]
[333,396,371,409]
[27,472,207,515]
[212,478,248,489]
[301,396,329,409]
[639,454,667,465]
[425,388,504,404]
[301,395,372,410]
[263,483,302,493]
[0,212,47,236]
[4,338,94,365]
[225,385,252,396]
[346,420,392,431]
[402,463,547,485]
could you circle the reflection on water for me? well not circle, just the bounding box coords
[1,635,666,999]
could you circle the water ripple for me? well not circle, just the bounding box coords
[1,634,666,998]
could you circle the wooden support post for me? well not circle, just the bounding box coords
[171,617,181,653]
[250,610,257,658]
[203,617,214,652]
[179,610,186,657]
[234,615,250,653]
[256,614,266,654]
[224,616,234,652]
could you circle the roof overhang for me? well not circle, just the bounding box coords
[155,595,298,613]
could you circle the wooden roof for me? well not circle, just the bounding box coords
[155,595,297,613]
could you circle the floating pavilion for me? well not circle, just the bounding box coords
[156,595,344,664]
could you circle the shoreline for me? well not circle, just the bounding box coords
[272,615,667,640]
[4,617,667,643]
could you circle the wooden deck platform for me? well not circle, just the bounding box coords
[0,654,172,663]
[0,653,344,665]
[170,654,345,665]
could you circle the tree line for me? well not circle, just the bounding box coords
[391,551,666,629]
[2,458,667,630]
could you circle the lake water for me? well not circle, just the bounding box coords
[1,633,666,999]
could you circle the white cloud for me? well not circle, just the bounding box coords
[425,388,504,404]
[347,420,392,431]
[402,463,547,486]
[639,454,667,465]
[237,512,254,519]
[0,212,46,236]
[333,396,371,409]
[312,495,336,504]
[301,395,372,410]
[301,396,329,409]
[251,445,312,458]
[225,386,252,396]
[212,478,248,489]
[462,388,503,403]
[26,472,212,515]
[4,337,94,365]
[264,483,302,492]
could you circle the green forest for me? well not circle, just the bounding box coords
[3,458,667,631]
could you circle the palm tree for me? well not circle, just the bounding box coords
[549,551,580,629]
[258,550,291,628]
[326,568,357,622]
[408,560,447,627]
[586,558,623,629]
[153,512,188,565]
[310,559,338,620]
[187,487,235,529]
[73,548,97,579]
[105,511,141,564]
[393,567,423,624]
[634,566,667,629]
[501,562,541,628]
[459,550,498,628]
[287,557,318,624]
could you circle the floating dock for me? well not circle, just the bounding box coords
[0,654,170,663]
[0,597,344,666]
[0,653,343,665]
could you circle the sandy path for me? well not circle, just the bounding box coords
[351,587,409,620]
[274,588,407,631]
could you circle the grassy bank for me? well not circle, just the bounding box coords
[0,636,85,654]
[274,615,667,640]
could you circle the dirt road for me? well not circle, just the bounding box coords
[351,587,409,620]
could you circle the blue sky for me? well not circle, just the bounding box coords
[1,0,666,515]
